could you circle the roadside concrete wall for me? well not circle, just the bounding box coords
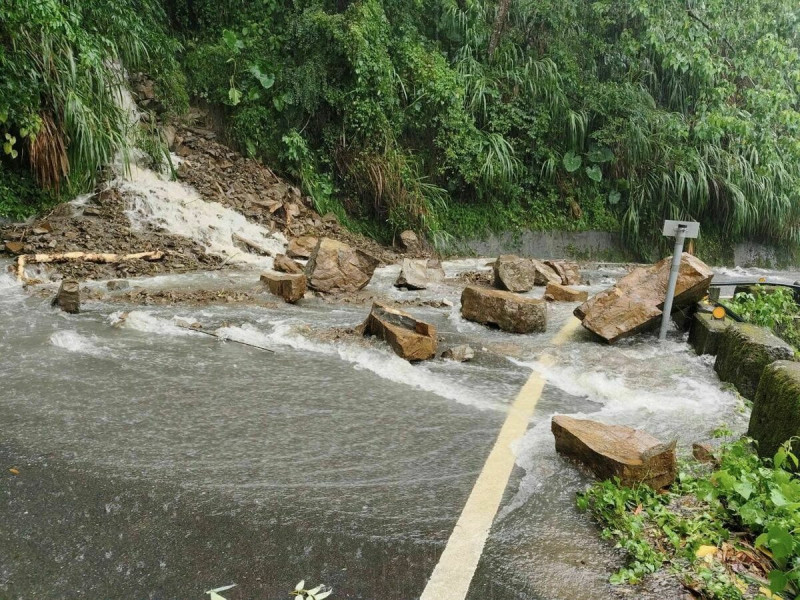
[460,231,629,260]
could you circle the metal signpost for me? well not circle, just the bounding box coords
[659,220,700,341]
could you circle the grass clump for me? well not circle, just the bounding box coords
[722,287,800,350]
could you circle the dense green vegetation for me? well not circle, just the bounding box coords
[723,286,800,350]
[2,0,799,259]
[0,0,185,218]
[580,436,800,598]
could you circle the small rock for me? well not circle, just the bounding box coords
[53,279,81,314]
[359,302,437,361]
[106,280,130,291]
[286,236,318,260]
[83,207,102,217]
[260,271,307,304]
[692,443,715,463]
[544,282,588,302]
[4,241,24,254]
[442,345,475,362]
[460,286,546,333]
[552,415,677,489]
[274,253,304,275]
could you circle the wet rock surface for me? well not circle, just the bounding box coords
[359,302,437,361]
[273,253,304,274]
[261,271,307,304]
[714,321,795,400]
[544,282,588,302]
[492,254,538,292]
[460,286,546,333]
[53,279,80,313]
[395,258,430,290]
[688,312,729,356]
[441,345,475,362]
[552,415,677,489]
[575,253,713,343]
[748,360,800,458]
[305,238,380,293]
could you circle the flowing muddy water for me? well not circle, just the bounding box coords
[0,256,756,600]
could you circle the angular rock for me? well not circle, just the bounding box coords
[426,258,446,282]
[532,259,562,286]
[360,302,437,361]
[261,271,307,304]
[399,230,421,253]
[286,236,318,260]
[493,254,538,292]
[4,241,24,254]
[552,415,677,489]
[544,282,588,302]
[395,258,429,290]
[53,279,80,314]
[460,286,546,333]
[688,312,729,356]
[545,260,581,286]
[715,322,795,400]
[748,360,800,458]
[274,253,304,275]
[574,253,713,343]
[304,238,379,293]
[441,344,475,362]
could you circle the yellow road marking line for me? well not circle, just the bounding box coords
[419,316,581,600]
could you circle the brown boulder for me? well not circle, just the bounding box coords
[53,279,80,314]
[304,238,379,293]
[274,253,304,275]
[531,259,562,286]
[286,236,318,259]
[544,282,588,302]
[493,255,537,292]
[359,302,437,361]
[460,286,546,333]
[399,230,421,253]
[261,271,307,303]
[545,260,581,285]
[574,253,713,343]
[552,415,676,489]
[4,241,24,254]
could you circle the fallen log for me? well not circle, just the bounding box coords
[16,250,165,282]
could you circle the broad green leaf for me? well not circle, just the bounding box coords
[771,487,789,507]
[295,580,305,591]
[768,569,788,593]
[228,87,242,106]
[248,65,275,90]
[734,480,754,500]
[608,190,621,205]
[767,525,794,562]
[562,151,581,173]
[587,146,614,163]
[308,586,323,595]
[586,165,602,182]
[222,29,243,52]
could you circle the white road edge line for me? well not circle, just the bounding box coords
[419,316,581,600]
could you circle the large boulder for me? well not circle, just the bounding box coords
[748,361,800,458]
[552,415,677,489]
[574,253,713,343]
[493,255,538,292]
[460,286,546,333]
[531,259,562,286]
[714,322,794,400]
[261,271,307,303]
[359,302,437,361]
[305,238,379,293]
[688,312,730,356]
[545,260,581,286]
[398,230,422,254]
[286,236,318,259]
[544,282,588,302]
[395,258,430,290]
[274,253,304,274]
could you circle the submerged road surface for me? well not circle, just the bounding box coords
[0,261,748,599]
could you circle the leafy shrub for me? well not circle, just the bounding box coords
[579,438,800,598]
[723,287,800,350]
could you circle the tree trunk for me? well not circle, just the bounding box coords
[488,0,512,57]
